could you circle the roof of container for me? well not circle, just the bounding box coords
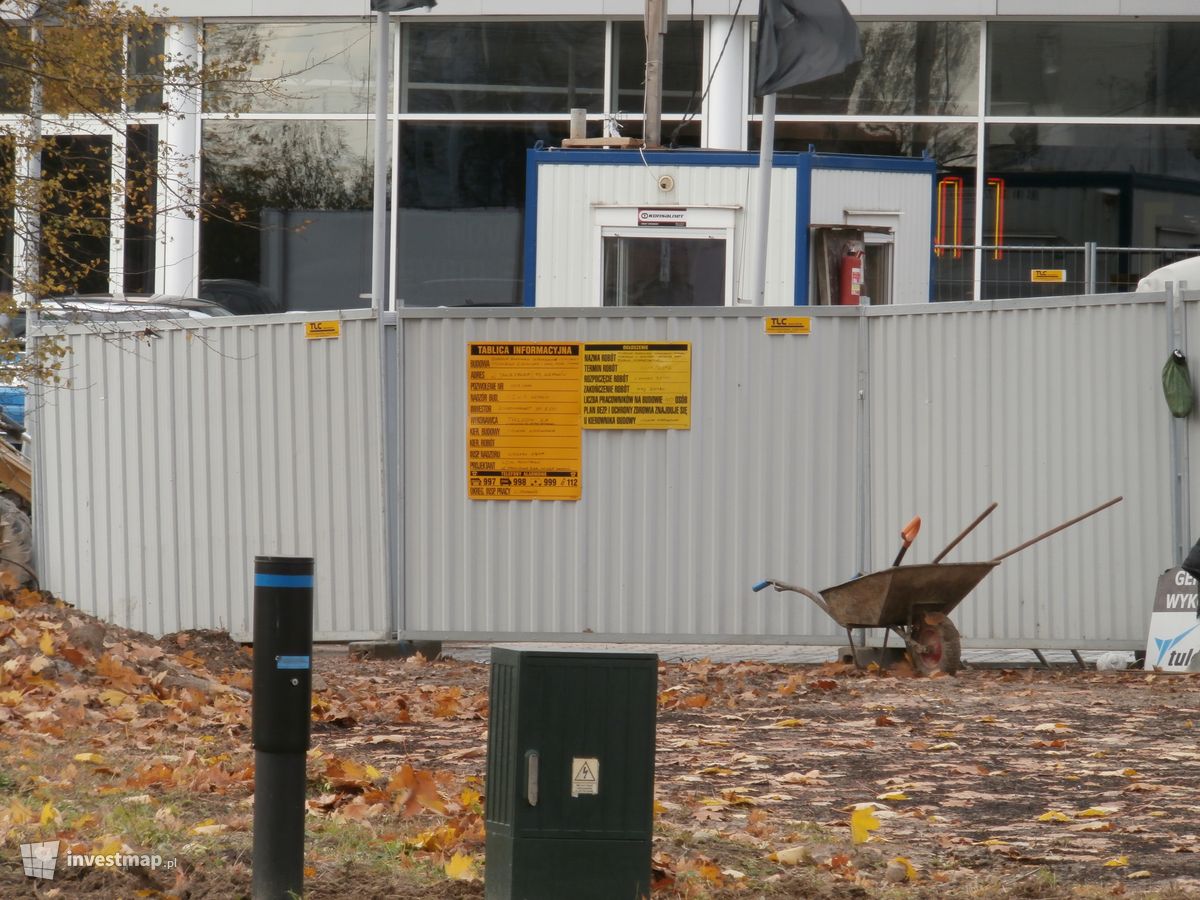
[530,146,937,175]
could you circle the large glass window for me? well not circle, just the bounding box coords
[753,21,979,116]
[0,23,162,115]
[123,125,158,294]
[400,22,605,114]
[986,123,1200,247]
[612,20,704,115]
[200,120,374,313]
[752,121,976,166]
[396,122,566,308]
[129,26,165,114]
[203,23,375,114]
[41,135,112,294]
[989,23,1200,117]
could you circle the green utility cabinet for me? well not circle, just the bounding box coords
[485,648,658,900]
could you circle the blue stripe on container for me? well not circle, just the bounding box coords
[276,655,311,670]
[254,574,314,589]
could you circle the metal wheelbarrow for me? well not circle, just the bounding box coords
[754,497,1122,675]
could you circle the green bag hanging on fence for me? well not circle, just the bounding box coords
[1163,350,1194,418]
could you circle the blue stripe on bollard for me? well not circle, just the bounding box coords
[254,573,315,589]
[276,655,311,670]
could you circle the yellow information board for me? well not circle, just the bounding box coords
[467,343,582,500]
[1031,269,1067,283]
[764,316,812,335]
[305,320,341,340]
[582,342,691,429]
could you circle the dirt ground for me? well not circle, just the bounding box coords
[314,651,1200,898]
[1,592,1200,898]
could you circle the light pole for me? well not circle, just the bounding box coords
[370,0,436,311]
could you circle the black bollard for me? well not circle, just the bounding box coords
[252,556,314,900]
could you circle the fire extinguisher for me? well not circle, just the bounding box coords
[839,249,864,305]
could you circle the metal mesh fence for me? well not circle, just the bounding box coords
[932,245,1200,301]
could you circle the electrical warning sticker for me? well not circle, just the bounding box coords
[571,757,599,797]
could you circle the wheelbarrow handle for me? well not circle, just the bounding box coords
[751,579,835,620]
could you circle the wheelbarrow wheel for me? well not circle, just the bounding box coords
[908,618,962,676]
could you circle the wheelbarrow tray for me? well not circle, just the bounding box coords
[818,561,1000,629]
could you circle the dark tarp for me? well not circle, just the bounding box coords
[755,0,862,97]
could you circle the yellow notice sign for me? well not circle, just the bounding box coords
[467,343,582,500]
[305,320,341,340]
[764,316,812,335]
[1031,269,1067,283]
[582,342,691,430]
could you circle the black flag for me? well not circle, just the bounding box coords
[754,0,862,97]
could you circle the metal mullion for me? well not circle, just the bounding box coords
[973,18,987,303]
[109,130,127,293]
[108,31,131,293]
[388,18,399,310]
[603,19,613,114]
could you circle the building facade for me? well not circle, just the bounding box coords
[20,1,1200,308]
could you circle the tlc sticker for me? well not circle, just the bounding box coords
[276,655,311,670]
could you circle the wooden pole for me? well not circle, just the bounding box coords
[991,497,1123,563]
[932,502,998,564]
[643,0,666,148]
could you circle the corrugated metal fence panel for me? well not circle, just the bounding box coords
[1182,291,1200,546]
[32,313,388,640]
[534,163,797,305]
[400,309,862,640]
[868,295,1171,647]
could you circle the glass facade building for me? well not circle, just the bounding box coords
[12,3,1200,308]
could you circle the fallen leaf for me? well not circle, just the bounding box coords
[445,852,479,881]
[1037,811,1071,822]
[74,752,106,764]
[770,846,811,866]
[1103,855,1129,867]
[886,856,918,883]
[850,805,880,844]
[98,689,129,707]
[8,798,34,824]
